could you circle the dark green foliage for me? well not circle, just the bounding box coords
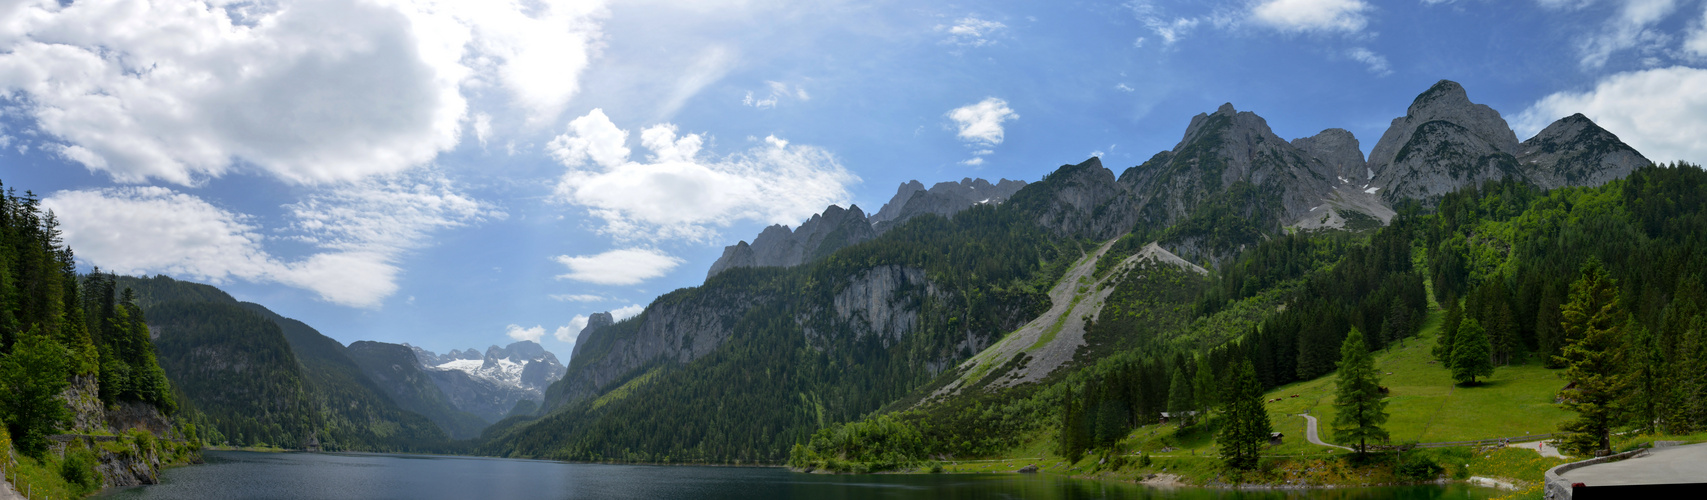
[502,200,1072,463]
[1332,329,1388,453]
[1556,262,1627,457]
[0,332,72,457]
[1217,360,1270,470]
[132,276,454,452]
[1166,368,1194,427]
[789,413,928,473]
[1395,452,1444,480]
[1450,318,1493,386]
[59,447,100,490]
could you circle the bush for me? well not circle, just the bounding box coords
[1395,452,1444,481]
[59,448,101,490]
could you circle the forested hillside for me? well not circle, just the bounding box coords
[494,80,1668,466]
[1,182,197,493]
[119,275,457,452]
[791,162,1707,471]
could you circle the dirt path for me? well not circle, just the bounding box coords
[1300,413,1353,451]
[1505,439,1565,458]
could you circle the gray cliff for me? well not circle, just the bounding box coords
[868,177,1027,232]
[1517,113,1650,189]
[1368,80,1523,203]
[705,204,876,280]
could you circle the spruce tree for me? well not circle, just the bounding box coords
[1192,357,1216,422]
[1556,261,1627,457]
[1167,367,1195,427]
[1332,328,1389,453]
[1217,360,1271,470]
[1450,317,1494,385]
[1435,298,1463,363]
[0,331,73,458]
[1536,288,1566,368]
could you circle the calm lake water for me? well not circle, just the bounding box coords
[101,451,1501,500]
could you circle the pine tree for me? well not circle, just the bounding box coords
[1167,367,1195,427]
[1192,357,1216,422]
[1450,317,1494,385]
[1217,360,1271,470]
[1536,287,1566,369]
[1435,298,1463,363]
[1332,329,1389,453]
[1556,261,1627,457]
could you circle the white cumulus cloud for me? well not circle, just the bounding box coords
[611,303,644,320]
[1514,66,1707,165]
[551,109,858,241]
[506,324,546,343]
[43,172,497,308]
[553,248,683,285]
[0,0,608,186]
[555,317,586,343]
[1250,0,1371,33]
[948,97,1018,147]
[550,294,609,302]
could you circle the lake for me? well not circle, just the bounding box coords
[101,451,1502,500]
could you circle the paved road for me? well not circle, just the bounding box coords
[1560,443,1707,486]
[1299,413,1353,451]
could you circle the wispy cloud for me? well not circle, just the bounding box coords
[938,17,1008,47]
[553,248,684,285]
[550,294,611,302]
[1347,47,1392,76]
[1574,0,1682,68]
[1250,0,1371,33]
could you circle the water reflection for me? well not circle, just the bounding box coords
[102,451,1498,500]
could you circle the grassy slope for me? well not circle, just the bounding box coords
[944,306,1578,489]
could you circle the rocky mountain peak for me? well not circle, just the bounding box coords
[569,311,614,362]
[1368,80,1523,202]
[1518,113,1649,189]
[1291,128,1368,181]
[705,202,877,280]
[1407,79,1471,116]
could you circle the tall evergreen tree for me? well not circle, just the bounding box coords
[1536,287,1567,369]
[1217,360,1270,470]
[1167,367,1195,427]
[1450,317,1494,385]
[1332,329,1389,453]
[1192,357,1216,422]
[1556,262,1627,457]
[1435,298,1463,363]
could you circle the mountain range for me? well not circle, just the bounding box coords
[505,79,1650,462]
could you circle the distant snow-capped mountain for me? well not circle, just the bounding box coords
[403,341,566,422]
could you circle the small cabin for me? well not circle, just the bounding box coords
[1270,432,1284,445]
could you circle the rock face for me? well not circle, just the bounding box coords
[868,177,1027,232]
[1126,103,1339,231]
[1291,128,1368,181]
[544,287,768,411]
[1517,113,1650,189]
[705,178,1026,281]
[1368,80,1524,203]
[546,264,956,412]
[706,204,877,280]
[408,341,566,423]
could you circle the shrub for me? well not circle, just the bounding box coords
[59,448,101,490]
[1395,452,1444,481]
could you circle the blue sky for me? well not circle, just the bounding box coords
[4,0,1707,355]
